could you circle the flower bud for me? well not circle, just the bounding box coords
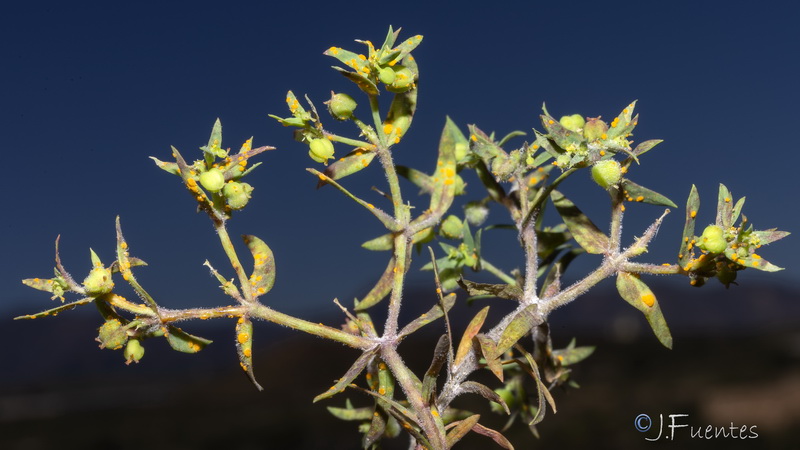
[583,117,608,141]
[454,142,469,162]
[199,168,225,192]
[83,266,114,296]
[327,93,357,120]
[124,339,145,364]
[591,160,622,189]
[700,225,727,253]
[308,138,335,164]
[559,114,585,133]
[98,319,128,350]
[223,181,254,210]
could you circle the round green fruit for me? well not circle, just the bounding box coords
[223,181,254,210]
[559,114,585,133]
[124,339,145,364]
[440,215,464,239]
[583,117,609,141]
[328,93,357,120]
[98,319,127,350]
[388,66,414,92]
[83,266,114,296]
[199,168,225,192]
[591,160,622,189]
[378,66,396,85]
[308,138,335,164]
[700,225,727,253]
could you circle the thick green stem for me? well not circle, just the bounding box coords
[215,222,254,302]
[382,346,445,450]
[250,303,373,349]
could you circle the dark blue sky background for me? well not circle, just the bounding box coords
[3,1,798,323]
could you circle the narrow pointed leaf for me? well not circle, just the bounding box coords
[552,345,595,366]
[731,196,746,225]
[331,66,378,95]
[457,279,522,301]
[551,190,610,254]
[319,148,376,184]
[355,258,395,311]
[243,235,276,297]
[398,292,456,338]
[361,233,394,251]
[326,405,373,421]
[454,306,490,366]
[166,325,212,353]
[115,217,158,312]
[475,334,503,381]
[428,118,459,217]
[396,165,434,193]
[515,344,557,425]
[314,349,377,402]
[446,414,481,448]
[679,185,700,268]
[606,101,637,139]
[717,184,734,228]
[496,304,539,356]
[14,297,94,320]
[621,179,677,208]
[422,334,450,404]
[616,272,672,348]
[751,229,790,246]
[235,317,262,390]
[471,423,515,450]
[632,139,663,157]
[461,381,510,415]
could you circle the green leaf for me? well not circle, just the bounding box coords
[319,148,376,184]
[355,258,395,311]
[679,185,700,268]
[396,165,434,193]
[428,117,460,216]
[446,414,481,448]
[475,334,504,381]
[14,297,94,320]
[331,66,378,95]
[461,381,510,415]
[422,334,450,404]
[496,304,539,356]
[471,423,515,450]
[751,229,790,246]
[551,190,610,254]
[362,233,394,251]
[552,344,595,366]
[606,101,637,139]
[326,404,373,421]
[398,292,456,338]
[166,324,213,353]
[621,179,677,208]
[457,279,522,301]
[455,306,490,366]
[717,184,734,228]
[235,317,262,390]
[313,348,377,403]
[615,273,672,349]
[632,139,663,157]
[243,235,275,297]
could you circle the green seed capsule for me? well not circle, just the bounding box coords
[388,66,414,92]
[440,215,464,239]
[583,117,609,141]
[378,66,396,85]
[199,168,225,192]
[308,138,335,164]
[591,160,622,189]
[559,114,585,133]
[98,319,127,350]
[223,181,254,210]
[83,266,114,296]
[327,93,357,120]
[700,225,727,253]
[124,339,145,364]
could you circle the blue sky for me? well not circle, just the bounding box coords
[3,1,798,323]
